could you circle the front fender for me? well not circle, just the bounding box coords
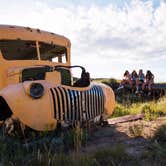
[0,82,56,131]
[100,83,115,117]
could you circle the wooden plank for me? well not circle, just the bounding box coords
[107,113,145,125]
[117,83,166,90]
[152,84,166,90]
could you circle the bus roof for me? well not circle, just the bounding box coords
[0,25,71,48]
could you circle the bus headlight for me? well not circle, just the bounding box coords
[30,83,44,99]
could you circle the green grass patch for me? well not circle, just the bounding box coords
[146,124,166,165]
[112,97,166,121]
[0,135,132,166]
[92,144,132,166]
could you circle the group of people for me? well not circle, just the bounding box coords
[120,69,154,94]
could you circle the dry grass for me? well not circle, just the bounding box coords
[128,123,144,137]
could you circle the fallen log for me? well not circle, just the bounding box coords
[107,113,145,125]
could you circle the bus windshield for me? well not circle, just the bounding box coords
[0,39,67,63]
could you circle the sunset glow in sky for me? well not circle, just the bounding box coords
[0,0,166,82]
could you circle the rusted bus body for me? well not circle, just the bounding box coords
[0,25,71,89]
[0,25,115,132]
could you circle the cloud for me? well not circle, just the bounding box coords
[0,0,166,81]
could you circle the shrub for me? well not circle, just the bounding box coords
[152,124,166,143]
[112,104,130,117]
[128,123,144,137]
[142,104,158,121]
[92,144,131,166]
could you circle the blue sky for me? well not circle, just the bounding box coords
[0,0,166,82]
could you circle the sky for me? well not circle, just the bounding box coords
[0,0,166,82]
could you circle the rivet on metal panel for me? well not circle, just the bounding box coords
[36,29,41,33]
[25,27,33,32]
[9,26,15,28]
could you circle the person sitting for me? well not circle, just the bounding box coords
[142,70,154,95]
[136,69,145,93]
[119,70,131,88]
[130,70,138,88]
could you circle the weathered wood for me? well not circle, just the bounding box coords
[107,113,145,125]
[152,84,166,90]
[118,83,166,90]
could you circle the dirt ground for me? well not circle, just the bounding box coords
[84,116,166,157]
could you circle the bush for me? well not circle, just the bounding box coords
[152,124,166,143]
[92,144,131,166]
[128,123,144,137]
[112,104,130,117]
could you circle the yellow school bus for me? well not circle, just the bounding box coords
[0,25,115,133]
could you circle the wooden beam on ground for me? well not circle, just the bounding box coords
[107,113,145,125]
[152,83,166,90]
[118,83,166,90]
